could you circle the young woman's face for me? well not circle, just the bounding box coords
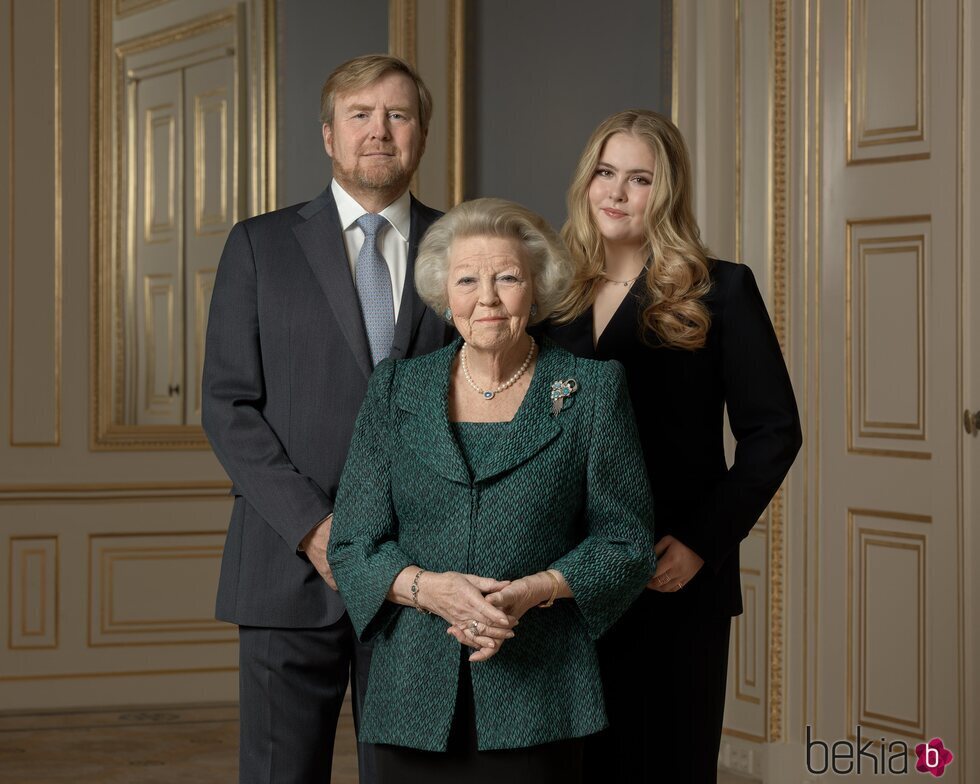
[587,132,656,249]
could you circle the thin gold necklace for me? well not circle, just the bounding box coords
[600,265,648,288]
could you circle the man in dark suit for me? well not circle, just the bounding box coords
[202,55,447,784]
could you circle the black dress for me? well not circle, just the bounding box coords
[543,259,802,783]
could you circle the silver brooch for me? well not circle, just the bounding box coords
[550,379,578,416]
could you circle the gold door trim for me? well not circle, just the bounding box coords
[142,103,177,243]
[193,89,229,235]
[91,0,276,450]
[846,0,926,163]
[845,511,929,741]
[845,216,932,458]
[7,0,63,447]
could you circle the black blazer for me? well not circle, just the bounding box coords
[202,187,447,628]
[545,259,802,616]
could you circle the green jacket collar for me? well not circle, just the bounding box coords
[395,337,572,484]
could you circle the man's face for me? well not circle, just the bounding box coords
[322,71,426,198]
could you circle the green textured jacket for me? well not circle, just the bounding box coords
[328,339,655,751]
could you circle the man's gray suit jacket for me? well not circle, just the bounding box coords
[202,186,446,629]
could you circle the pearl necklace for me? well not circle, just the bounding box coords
[460,338,536,400]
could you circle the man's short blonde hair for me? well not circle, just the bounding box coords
[319,54,432,134]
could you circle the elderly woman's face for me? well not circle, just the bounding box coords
[447,235,534,352]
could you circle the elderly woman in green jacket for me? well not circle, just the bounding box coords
[328,197,655,784]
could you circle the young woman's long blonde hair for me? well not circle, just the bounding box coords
[554,110,712,350]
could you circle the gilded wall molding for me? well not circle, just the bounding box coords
[88,532,235,647]
[388,0,417,67]
[845,0,928,165]
[734,0,742,262]
[447,0,464,206]
[8,536,60,650]
[0,479,231,503]
[0,665,237,683]
[802,0,822,737]
[115,0,173,18]
[844,215,932,460]
[845,510,930,741]
[7,0,63,447]
[389,0,463,208]
[767,0,789,744]
[91,0,277,450]
[954,0,967,774]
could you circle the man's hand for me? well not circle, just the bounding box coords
[300,515,337,590]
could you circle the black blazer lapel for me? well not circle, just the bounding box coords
[293,188,373,379]
[391,196,442,359]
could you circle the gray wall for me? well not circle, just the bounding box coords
[464,0,671,230]
[276,0,671,224]
[277,0,389,207]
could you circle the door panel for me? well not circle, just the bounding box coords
[818,1,962,779]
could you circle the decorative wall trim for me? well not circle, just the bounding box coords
[447,0,464,206]
[845,510,930,741]
[8,536,59,650]
[91,0,276,450]
[388,0,416,67]
[114,0,173,18]
[88,532,234,647]
[733,0,742,262]
[7,0,63,447]
[0,665,237,683]
[767,0,789,744]
[845,0,928,165]
[0,480,231,503]
[845,215,932,459]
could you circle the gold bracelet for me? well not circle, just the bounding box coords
[411,568,430,614]
[538,570,560,608]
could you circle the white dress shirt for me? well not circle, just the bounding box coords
[330,179,410,321]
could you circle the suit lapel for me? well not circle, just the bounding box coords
[390,196,438,359]
[293,188,373,379]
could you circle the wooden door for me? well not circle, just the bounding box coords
[815,1,966,779]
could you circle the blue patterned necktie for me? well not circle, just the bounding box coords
[354,213,395,367]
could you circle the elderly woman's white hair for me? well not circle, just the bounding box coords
[414,198,572,325]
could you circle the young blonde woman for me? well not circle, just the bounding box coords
[545,110,802,783]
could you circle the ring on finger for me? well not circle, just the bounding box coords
[466,619,479,634]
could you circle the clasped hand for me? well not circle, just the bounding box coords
[420,572,551,662]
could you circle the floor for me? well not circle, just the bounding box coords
[0,701,758,783]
